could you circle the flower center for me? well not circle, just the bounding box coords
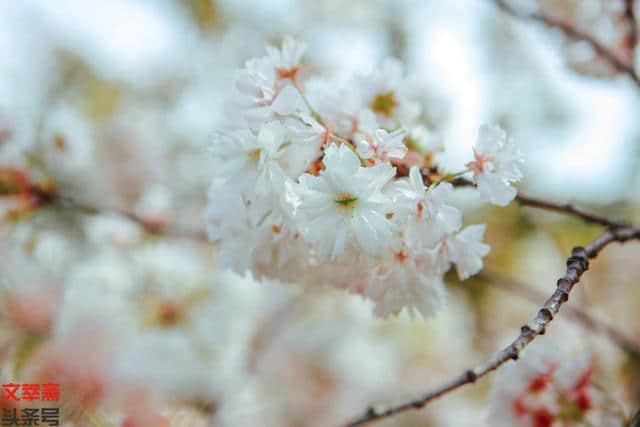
[334,193,359,209]
[467,152,491,174]
[276,66,301,80]
[394,251,408,263]
[248,148,261,164]
[371,92,397,117]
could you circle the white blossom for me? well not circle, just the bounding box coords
[209,121,289,195]
[228,38,308,126]
[428,224,491,279]
[357,58,421,128]
[204,40,516,318]
[293,143,395,260]
[394,167,462,253]
[357,128,407,162]
[229,56,278,125]
[366,254,447,318]
[266,36,306,76]
[468,124,524,206]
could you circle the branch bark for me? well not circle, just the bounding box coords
[344,225,640,427]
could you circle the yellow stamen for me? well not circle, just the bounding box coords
[334,193,358,208]
[371,92,397,117]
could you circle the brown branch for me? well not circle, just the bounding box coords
[344,225,640,426]
[492,0,640,87]
[451,177,629,228]
[513,193,629,228]
[478,271,640,357]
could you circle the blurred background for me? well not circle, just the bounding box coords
[1,0,639,426]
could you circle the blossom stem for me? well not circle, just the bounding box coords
[429,169,469,188]
[292,79,326,126]
[344,142,369,167]
[290,80,368,166]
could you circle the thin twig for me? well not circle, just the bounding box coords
[344,225,640,426]
[492,0,640,87]
[450,177,629,228]
[514,193,629,228]
[478,271,640,357]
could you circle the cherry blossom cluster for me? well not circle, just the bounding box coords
[488,344,622,427]
[205,37,524,317]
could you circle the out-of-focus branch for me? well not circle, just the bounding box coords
[53,193,208,242]
[492,0,640,87]
[625,0,638,53]
[1,167,207,241]
[344,225,640,426]
[21,180,208,242]
[478,271,640,357]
